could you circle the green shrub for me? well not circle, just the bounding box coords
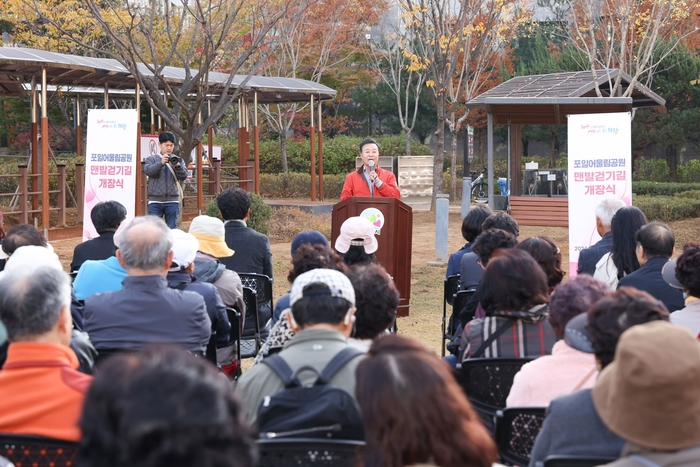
[632,181,700,196]
[633,195,700,222]
[205,192,271,235]
[260,173,345,199]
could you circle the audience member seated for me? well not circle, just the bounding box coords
[356,334,499,467]
[460,212,520,291]
[335,216,379,266]
[78,347,256,467]
[528,288,669,467]
[0,225,85,332]
[70,201,126,272]
[167,229,233,362]
[272,230,330,325]
[460,249,556,362]
[516,236,565,294]
[595,206,647,288]
[236,268,362,425]
[73,220,128,301]
[446,204,492,278]
[84,216,211,353]
[253,244,347,365]
[667,243,700,335]
[0,265,92,441]
[346,263,399,351]
[577,198,626,276]
[507,275,611,407]
[617,222,684,312]
[189,215,245,315]
[217,187,273,279]
[595,321,700,467]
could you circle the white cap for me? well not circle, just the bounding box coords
[290,268,355,307]
[170,229,199,270]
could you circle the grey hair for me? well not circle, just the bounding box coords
[594,198,626,227]
[118,216,173,270]
[0,267,71,340]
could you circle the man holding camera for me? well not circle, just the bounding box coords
[144,131,188,229]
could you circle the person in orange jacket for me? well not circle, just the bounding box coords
[340,138,401,201]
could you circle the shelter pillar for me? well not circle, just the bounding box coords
[487,112,494,211]
[310,95,316,201]
[197,112,203,214]
[31,78,38,222]
[318,99,324,201]
[253,93,260,195]
[41,68,49,237]
[75,98,82,159]
[135,84,143,215]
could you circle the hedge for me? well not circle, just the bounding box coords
[260,173,345,199]
[633,195,700,223]
[217,134,433,175]
[632,181,700,196]
[205,192,271,235]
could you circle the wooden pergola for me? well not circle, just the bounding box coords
[465,69,666,226]
[0,47,337,235]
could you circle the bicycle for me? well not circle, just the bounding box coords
[470,167,488,203]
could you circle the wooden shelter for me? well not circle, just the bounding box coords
[0,47,336,235]
[465,69,665,226]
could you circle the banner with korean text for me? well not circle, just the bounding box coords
[82,109,138,240]
[568,112,632,276]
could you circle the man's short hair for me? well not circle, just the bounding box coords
[290,269,355,327]
[91,201,127,234]
[587,287,669,369]
[359,138,379,152]
[595,198,626,228]
[481,212,519,237]
[0,267,71,340]
[217,188,251,221]
[158,131,176,144]
[2,224,47,255]
[636,221,674,258]
[118,216,173,271]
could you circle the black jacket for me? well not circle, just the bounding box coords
[70,232,116,272]
[617,256,685,312]
[577,231,613,276]
[220,220,273,278]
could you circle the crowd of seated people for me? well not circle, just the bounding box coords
[3,195,700,467]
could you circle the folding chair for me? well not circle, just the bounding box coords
[0,433,78,467]
[495,407,546,466]
[239,273,273,338]
[257,438,364,467]
[225,306,242,378]
[444,289,477,356]
[240,286,261,359]
[442,274,460,356]
[456,357,534,436]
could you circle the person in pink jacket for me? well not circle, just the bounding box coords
[506,274,611,407]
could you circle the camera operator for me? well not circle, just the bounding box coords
[144,131,188,229]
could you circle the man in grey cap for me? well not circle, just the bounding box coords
[236,268,362,424]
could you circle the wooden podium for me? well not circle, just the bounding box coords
[331,197,412,316]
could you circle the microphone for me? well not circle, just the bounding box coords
[369,160,375,172]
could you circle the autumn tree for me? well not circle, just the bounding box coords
[258,0,385,185]
[367,16,428,156]
[563,0,698,100]
[401,0,525,209]
[20,0,310,163]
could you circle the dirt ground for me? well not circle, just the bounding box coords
[46,209,700,355]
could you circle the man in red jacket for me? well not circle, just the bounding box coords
[340,138,401,201]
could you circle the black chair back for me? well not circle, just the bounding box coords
[239,273,273,333]
[442,275,460,356]
[543,455,618,467]
[453,289,478,327]
[495,407,546,466]
[257,438,364,467]
[0,434,78,467]
[456,358,534,435]
[240,286,261,358]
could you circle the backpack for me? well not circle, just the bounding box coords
[257,347,365,440]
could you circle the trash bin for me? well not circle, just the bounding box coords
[497,178,510,196]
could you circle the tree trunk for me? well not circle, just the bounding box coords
[522,138,529,158]
[667,146,678,183]
[450,130,458,201]
[549,131,558,168]
[280,131,289,190]
[405,129,412,156]
[431,96,446,212]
